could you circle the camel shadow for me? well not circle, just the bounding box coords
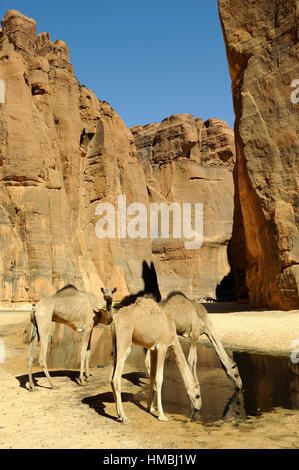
[122,371,147,387]
[119,260,161,307]
[16,369,80,390]
[82,390,149,422]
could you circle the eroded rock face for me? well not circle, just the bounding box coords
[218,0,299,309]
[0,10,236,303]
[0,10,134,302]
[132,114,236,299]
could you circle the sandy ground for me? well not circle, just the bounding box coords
[198,303,299,356]
[1,303,299,449]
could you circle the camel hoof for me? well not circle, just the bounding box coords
[158,415,170,422]
[28,386,37,392]
[120,417,131,424]
[77,377,87,386]
[150,406,156,413]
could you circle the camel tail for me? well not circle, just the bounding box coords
[30,306,40,343]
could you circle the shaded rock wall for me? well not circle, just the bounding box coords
[219,0,299,309]
[132,115,236,298]
[0,10,236,303]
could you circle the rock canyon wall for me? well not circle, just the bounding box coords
[0,10,236,304]
[132,115,235,299]
[218,0,299,309]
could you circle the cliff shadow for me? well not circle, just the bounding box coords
[216,239,238,302]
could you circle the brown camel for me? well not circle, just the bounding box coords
[145,291,242,389]
[28,285,116,390]
[110,297,202,423]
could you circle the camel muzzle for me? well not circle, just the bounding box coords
[190,407,201,422]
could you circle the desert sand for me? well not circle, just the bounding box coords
[1,304,299,449]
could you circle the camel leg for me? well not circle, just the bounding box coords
[170,336,202,414]
[110,360,117,405]
[187,334,199,383]
[27,322,38,391]
[147,349,157,413]
[111,327,132,424]
[38,325,56,389]
[85,350,91,379]
[145,349,151,377]
[78,327,92,386]
[155,345,169,422]
[204,321,242,389]
[84,330,93,380]
[111,346,131,423]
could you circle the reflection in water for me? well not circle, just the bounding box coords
[234,352,297,416]
[134,343,299,425]
[222,389,246,423]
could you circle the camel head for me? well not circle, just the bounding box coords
[101,287,117,323]
[101,287,117,303]
[188,380,202,418]
[223,356,242,389]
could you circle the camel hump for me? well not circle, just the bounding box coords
[164,291,188,303]
[55,284,79,296]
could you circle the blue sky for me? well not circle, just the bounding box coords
[1,0,235,128]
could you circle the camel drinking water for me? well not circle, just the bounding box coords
[28,284,116,390]
[145,291,242,389]
[110,296,202,423]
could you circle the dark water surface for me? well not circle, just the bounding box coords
[127,343,299,425]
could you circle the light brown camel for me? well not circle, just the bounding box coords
[28,284,116,390]
[110,297,202,424]
[101,287,117,320]
[145,291,242,389]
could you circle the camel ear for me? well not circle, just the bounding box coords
[101,287,105,294]
[112,287,117,293]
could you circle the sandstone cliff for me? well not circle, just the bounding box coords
[0,10,236,304]
[132,115,235,298]
[218,0,299,309]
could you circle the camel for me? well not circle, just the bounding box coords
[145,291,242,389]
[101,287,117,320]
[110,296,202,424]
[28,284,116,390]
